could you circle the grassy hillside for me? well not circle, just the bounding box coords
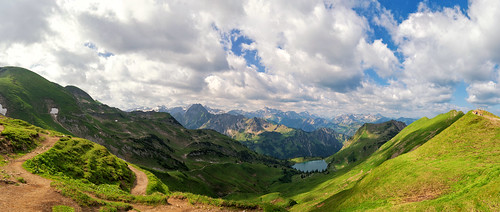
[254,110,465,211]
[0,67,78,133]
[315,110,499,211]
[326,120,406,170]
[1,115,272,211]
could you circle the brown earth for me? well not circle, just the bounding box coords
[133,197,231,212]
[128,164,148,195]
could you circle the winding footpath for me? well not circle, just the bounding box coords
[0,133,82,211]
[128,165,148,195]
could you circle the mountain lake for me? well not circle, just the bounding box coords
[292,160,327,172]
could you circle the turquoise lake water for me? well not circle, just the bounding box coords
[292,160,327,172]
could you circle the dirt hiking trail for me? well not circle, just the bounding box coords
[0,133,83,211]
[128,165,148,195]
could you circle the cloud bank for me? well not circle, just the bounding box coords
[0,0,499,117]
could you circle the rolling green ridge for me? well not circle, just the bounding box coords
[24,136,136,191]
[0,66,290,198]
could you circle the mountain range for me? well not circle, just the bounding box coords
[0,66,498,211]
[135,104,416,136]
[151,103,348,159]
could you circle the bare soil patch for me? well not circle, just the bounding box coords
[128,165,148,195]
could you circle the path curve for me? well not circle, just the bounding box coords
[0,134,82,211]
[128,165,148,195]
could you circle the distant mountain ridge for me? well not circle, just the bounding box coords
[132,105,417,136]
[150,104,347,159]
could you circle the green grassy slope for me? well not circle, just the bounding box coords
[315,110,500,211]
[0,67,78,133]
[326,120,406,170]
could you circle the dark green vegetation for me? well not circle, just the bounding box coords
[326,120,406,170]
[238,127,345,159]
[0,66,290,198]
[25,136,135,191]
[171,104,347,159]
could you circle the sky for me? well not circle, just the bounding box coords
[1,0,499,118]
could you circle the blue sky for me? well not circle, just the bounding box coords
[1,0,499,117]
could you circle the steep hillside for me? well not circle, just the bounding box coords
[176,104,347,159]
[0,66,289,197]
[315,110,499,211]
[0,67,79,134]
[326,120,406,170]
